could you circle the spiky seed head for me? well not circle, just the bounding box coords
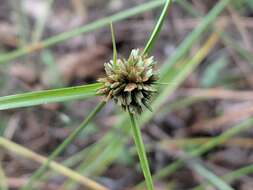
[97,49,159,114]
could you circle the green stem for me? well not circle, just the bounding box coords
[160,0,231,78]
[143,0,173,55]
[135,117,253,189]
[0,161,8,190]
[10,0,30,46]
[128,111,154,190]
[21,101,106,190]
[110,23,117,66]
[193,164,253,190]
[158,117,253,177]
[191,162,234,190]
[32,0,54,43]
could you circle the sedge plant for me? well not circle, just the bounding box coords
[0,0,173,190]
[0,0,243,189]
[0,0,235,189]
[93,1,172,188]
[66,0,231,185]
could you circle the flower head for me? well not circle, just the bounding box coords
[97,49,158,114]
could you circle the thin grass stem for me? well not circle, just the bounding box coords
[191,162,234,190]
[32,0,54,43]
[0,161,8,190]
[9,0,30,46]
[110,23,117,66]
[21,101,106,190]
[160,0,230,78]
[143,0,172,55]
[134,117,253,189]
[193,164,253,190]
[128,111,154,190]
[151,117,253,186]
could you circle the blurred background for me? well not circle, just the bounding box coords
[0,0,253,189]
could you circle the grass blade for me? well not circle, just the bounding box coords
[129,111,154,190]
[0,162,8,190]
[0,137,108,190]
[220,32,253,65]
[160,0,230,78]
[223,165,253,184]
[177,0,253,67]
[161,137,253,149]
[191,162,234,190]
[9,0,30,46]
[0,0,165,64]
[0,83,102,110]
[32,0,54,43]
[143,0,173,54]
[147,117,253,187]
[110,23,117,66]
[142,31,220,123]
[193,163,253,190]
[21,101,106,190]
[176,0,200,17]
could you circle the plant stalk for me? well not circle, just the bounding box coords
[128,111,154,190]
[0,161,8,190]
[143,0,172,55]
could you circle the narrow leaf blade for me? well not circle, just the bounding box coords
[110,22,117,66]
[0,83,102,110]
[143,0,172,54]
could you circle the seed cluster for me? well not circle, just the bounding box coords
[97,49,158,114]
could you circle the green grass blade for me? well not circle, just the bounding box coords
[0,0,165,64]
[220,32,253,65]
[10,0,30,46]
[177,0,253,67]
[32,0,54,43]
[193,163,253,190]
[142,33,219,124]
[143,0,173,55]
[223,164,253,183]
[147,117,253,187]
[129,111,154,190]
[176,0,200,17]
[246,0,253,9]
[110,23,117,66]
[0,162,8,190]
[191,162,234,190]
[0,83,102,110]
[21,101,106,190]
[201,56,228,87]
[160,0,230,78]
